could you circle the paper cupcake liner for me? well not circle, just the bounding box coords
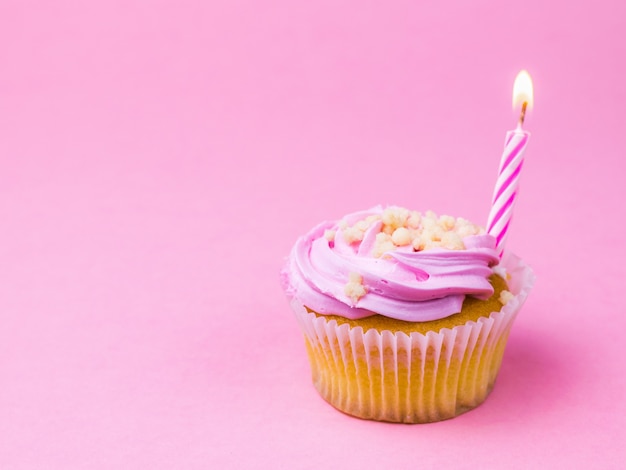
[291,252,535,423]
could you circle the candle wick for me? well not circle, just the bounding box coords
[519,101,527,126]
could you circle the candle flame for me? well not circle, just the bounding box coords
[512,70,534,111]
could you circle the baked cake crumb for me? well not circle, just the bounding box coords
[499,290,515,305]
[373,232,396,258]
[391,227,411,246]
[382,207,410,232]
[439,214,456,230]
[338,207,484,257]
[342,226,364,244]
[344,272,367,303]
[407,211,421,228]
[441,231,465,250]
[324,229,336,241]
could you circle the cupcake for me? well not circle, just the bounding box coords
[281,206,534,423]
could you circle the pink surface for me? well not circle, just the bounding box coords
[1,1,625,468]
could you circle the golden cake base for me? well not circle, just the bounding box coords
[293,267,531,423]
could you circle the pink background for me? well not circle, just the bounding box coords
[1,1,625,468]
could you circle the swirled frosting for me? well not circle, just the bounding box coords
[282,206,501,322]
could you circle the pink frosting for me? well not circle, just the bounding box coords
[282,207,501,322]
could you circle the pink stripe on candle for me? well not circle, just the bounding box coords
[499,137,528,174]
[496,220,511,246]
[494,160,524,202]
[487,190,517,233]
[487,126,530,258]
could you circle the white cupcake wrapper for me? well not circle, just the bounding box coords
[291,252,535,423]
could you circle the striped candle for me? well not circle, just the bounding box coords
[487,70,533,258]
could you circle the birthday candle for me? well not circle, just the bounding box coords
[487,70,534,258]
